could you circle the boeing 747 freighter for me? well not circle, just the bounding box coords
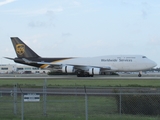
[5,37,157,77]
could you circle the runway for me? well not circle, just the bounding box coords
[0,73,160,79]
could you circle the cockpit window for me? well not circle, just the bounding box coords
[142,56,147,58]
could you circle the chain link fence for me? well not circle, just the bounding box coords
[0,85,160,120]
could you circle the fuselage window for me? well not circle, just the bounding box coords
[142,56,147,58]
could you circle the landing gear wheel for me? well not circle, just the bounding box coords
[89,75,94,77]
[138,71,142,77]
[76,71,93,77]
[138,73,142,77]
[84,73,88,77]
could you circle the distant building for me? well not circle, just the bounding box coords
[0,64,50,74]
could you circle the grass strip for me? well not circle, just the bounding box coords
[0,79,160,87]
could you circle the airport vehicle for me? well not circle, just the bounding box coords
[5,37,157,77]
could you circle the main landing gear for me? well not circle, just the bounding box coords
[77,71,93,77]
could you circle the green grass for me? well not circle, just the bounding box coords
[0,78,160,119]
[0,79,160,87]
[0,95,159,120]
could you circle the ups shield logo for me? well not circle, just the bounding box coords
[16,44,25,55]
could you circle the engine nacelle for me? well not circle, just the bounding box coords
[89,68,100,75]
[62,66,74,73]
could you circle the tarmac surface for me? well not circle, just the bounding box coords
[0,73,160,79]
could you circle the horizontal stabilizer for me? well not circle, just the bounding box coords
[22,58,61,66]
[4,57,15,60]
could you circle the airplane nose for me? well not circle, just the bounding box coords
[146,60,157,69]
[153,61,157,67]
[151,61,157,67]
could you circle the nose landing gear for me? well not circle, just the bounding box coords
[138,71,142,77]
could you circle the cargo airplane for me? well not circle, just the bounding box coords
[5,37,157,77]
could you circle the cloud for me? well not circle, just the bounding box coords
[72,1,81,6]
[141,9,147,19]
[0,0,16,6]
[30,7,63,16]
[28,21,55,28]
[27,7,62,28]
[28,7,63,28]
[141,2,151,19]
[62,33,72,37]
[1,6,63,16]
[28,21,45,28]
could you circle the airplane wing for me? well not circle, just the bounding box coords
[5,57,117,76]
[22,58,117,72]
[36,61,113,71]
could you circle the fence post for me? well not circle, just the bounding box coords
[74,84,78,117]
[43,78,47,116]
[13,83,17,115]
[84,86,88,120]
[21,93,24,120]
[119,92,121,115]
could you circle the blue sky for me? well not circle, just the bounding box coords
[0,0,160,67]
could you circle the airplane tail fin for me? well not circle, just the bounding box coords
[11,37,40,58]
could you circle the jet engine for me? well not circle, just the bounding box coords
[62,66,74,73]
[89,68,100,75]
